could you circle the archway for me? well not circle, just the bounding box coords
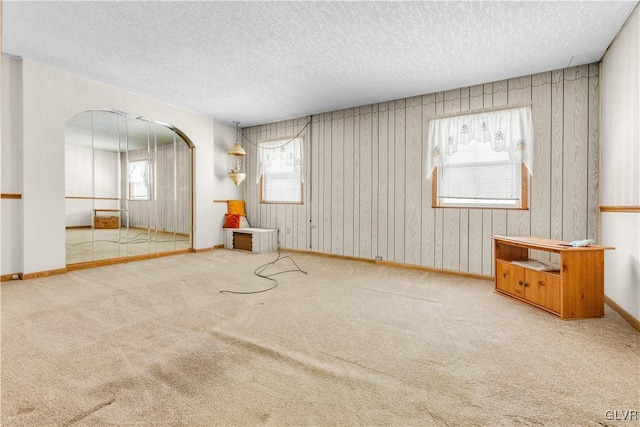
[65,110,194,266]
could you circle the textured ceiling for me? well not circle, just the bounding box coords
[3,1,638,127]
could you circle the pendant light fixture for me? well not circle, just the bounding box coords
[228,121,246,186]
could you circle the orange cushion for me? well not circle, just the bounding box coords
[228,200,246,216]
[223,213,241,228]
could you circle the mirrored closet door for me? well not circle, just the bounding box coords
[65,110,193,265]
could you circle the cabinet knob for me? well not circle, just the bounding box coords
[518,280,523,286]
[524,282,529,288]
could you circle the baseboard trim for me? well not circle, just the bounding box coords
[281,248,377,264]
[66,249,193,272]
[21,268,68,281]
[192,244,223,253]
[605,295,640,333]
[280,248,493,281]
[1,273,23,282]
[376,259,493,281]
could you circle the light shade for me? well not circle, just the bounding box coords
[228,172,246,187]
[228,142,246,157]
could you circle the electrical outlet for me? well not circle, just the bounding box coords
[286,227,291,234]
[375,256,383,261]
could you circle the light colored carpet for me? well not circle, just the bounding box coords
[1,249,638,426]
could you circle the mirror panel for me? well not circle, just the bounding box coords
[65,110,192,265]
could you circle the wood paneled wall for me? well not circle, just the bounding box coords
[243,64,599,276]
[243,118,312,250]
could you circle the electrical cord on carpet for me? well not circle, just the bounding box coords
[220,250,307,295]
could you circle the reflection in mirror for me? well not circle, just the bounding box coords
[65,110,193,265]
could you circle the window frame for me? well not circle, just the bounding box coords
[431,163,528,210]
[259,176,304,205]
[258,137,304,205]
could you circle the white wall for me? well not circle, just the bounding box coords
[65,144,120,227]
[1,56,23,276]
[600,5,640,321]
[214,119,244,234]
[2,56,239,276]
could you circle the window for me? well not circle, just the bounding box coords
[427,107,533,209]
[129,160,150,200]
[257,137,303,204]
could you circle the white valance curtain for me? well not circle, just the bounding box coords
[426,106,534,178]
[256,137,304,183]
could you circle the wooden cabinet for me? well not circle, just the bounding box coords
[493,236,614,319]
[233,232,253,251]
[93,209,120,229]
[496,260,561,314]
[94,216,119,229]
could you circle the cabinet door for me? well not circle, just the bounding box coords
[233,232,253,251]
[524,270,561,313]
[496,261,525,299]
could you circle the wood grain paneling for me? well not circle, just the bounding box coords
[563,65,589,241]
[393,99,405,263]
[353,108,361,257]
[530,71,553,262]
[243,64,599,276]
[331,110,344,255]
[323,113,332,252]
[310,116,320,251]
[343,109,354,257]
[377,102,389,260]
[360,105,373,259]
[405,96,422,266]
[587,63,600,241]
[370,104,379,261]
[550,69,564,244]
[387,102,396,262]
